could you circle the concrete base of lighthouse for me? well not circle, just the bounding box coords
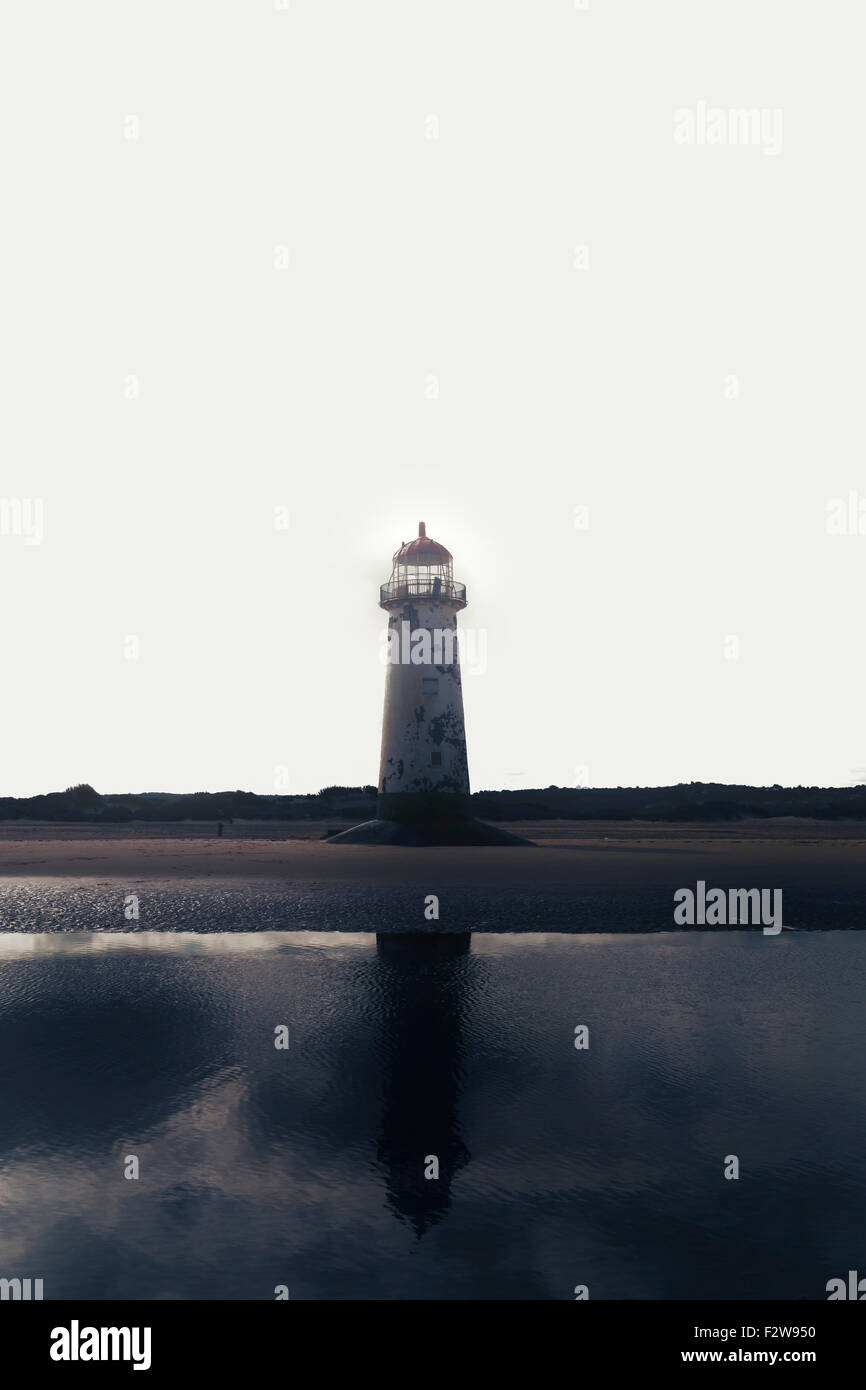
[326,815,534,846]
[328,786,535,844]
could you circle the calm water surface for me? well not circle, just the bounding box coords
[0,930,864,1299]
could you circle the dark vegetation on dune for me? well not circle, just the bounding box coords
[2,782,866,824]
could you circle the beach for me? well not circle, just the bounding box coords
[1,818,864,931]
[3,822,865,1301]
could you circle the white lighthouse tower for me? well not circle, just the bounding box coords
[377,522,470,823]
[330,522,530,845]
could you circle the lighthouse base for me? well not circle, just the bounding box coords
[325,816,534,846]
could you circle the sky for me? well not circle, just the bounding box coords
[1,1,864,797]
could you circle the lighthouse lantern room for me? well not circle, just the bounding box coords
[379,522,467,609]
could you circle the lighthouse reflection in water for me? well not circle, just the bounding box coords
[1,929,865,1299]
[375,933,471,1236]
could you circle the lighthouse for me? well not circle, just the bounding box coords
[377,522,470,823]
[329,522,531,846]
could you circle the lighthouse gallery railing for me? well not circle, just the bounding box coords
[380,579,467,604]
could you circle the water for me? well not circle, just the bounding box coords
[0,930,864,1300]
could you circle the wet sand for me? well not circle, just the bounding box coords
[0,819,863,931]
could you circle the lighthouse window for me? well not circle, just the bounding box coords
[422,677,439,695]
[431,751,443,766]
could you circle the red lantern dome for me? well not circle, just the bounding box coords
[392,522,452,565]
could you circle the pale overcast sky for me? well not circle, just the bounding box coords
[1,1,863,797]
